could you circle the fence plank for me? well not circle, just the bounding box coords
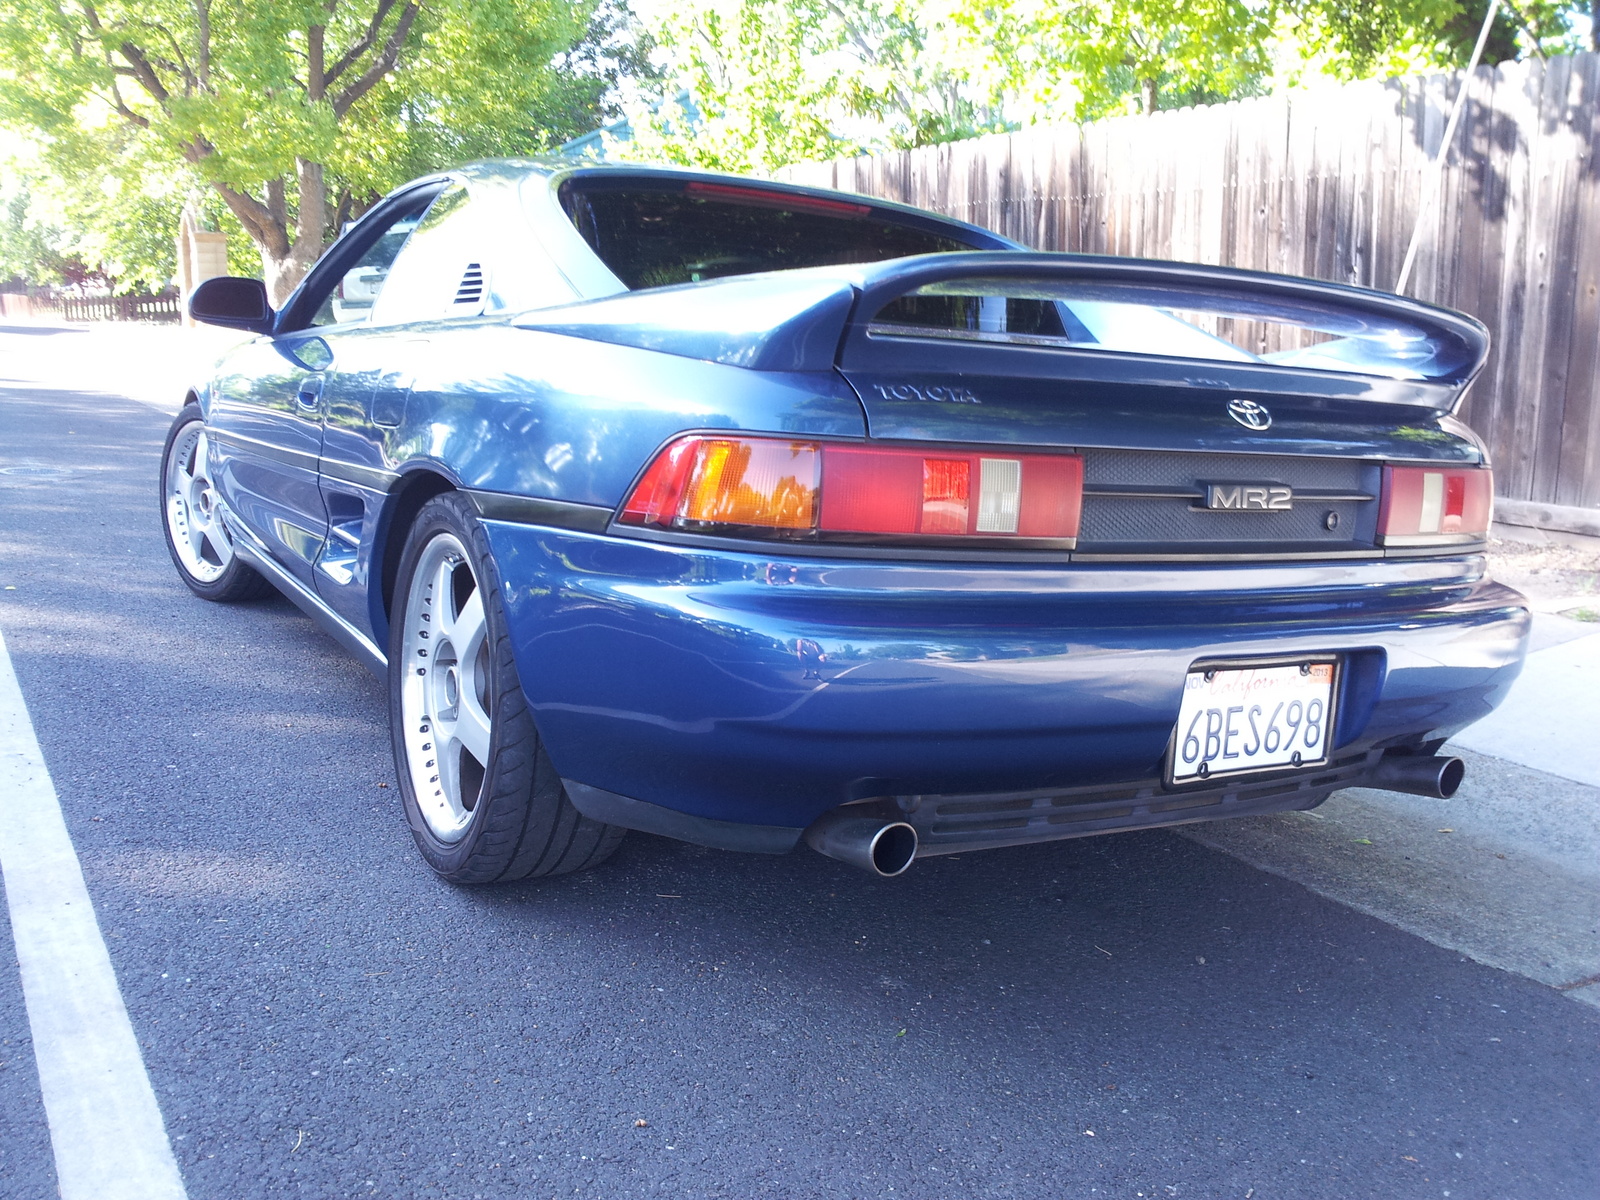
[1554,57,1600,507]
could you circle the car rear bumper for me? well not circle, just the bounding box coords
[485,523,1530,845]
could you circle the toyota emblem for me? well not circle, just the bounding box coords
[1227,397,1272,430]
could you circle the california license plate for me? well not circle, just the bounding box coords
[1170,660,1337,784]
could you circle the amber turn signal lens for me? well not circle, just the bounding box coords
[680,439,818,529]
[619,436,819,530]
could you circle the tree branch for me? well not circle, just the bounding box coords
[323,0,401,88]
[145,20,197,92]
[117,40,172,104]
[195,0,211,87]
[265,177,288,231]
[102,79,151,128]
[214,183,292,262]
[80,0,173,107]
[332,2,417,118]
[308,23,326,101]
[177,136,287,259]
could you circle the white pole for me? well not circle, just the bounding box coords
[1396,0,1503,294]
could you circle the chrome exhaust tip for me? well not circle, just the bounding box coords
[1370,753,1465,799]
[804,811,918,877]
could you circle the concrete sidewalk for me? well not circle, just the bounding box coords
[1188,611,1600,1008]
[1453,618,1600,788]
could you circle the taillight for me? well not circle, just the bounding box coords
[620,437,819,530]
[1378,465,1493,546]
[619,435,1083,544]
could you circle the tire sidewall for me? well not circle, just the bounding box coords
[387,492,535,875]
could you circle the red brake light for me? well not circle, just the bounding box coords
[920,459,970,534]
[618,436,698,525]
[682,181,872,218]
[1378,465,1492,545]
[619,436,1083,543]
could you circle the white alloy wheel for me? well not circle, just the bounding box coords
[164,420,235,583]
[386,491,625,884]
[398,531,494,842]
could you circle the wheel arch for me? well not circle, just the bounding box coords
[371,467,459,644]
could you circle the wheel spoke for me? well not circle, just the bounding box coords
[452,587,486,661]
[172,438,195,493]
[436,731,463,812]
[187,510,208,559]
[193,430,211,480]
[432,556,460,639]
[454,694,492,765]
[202,529,232,567]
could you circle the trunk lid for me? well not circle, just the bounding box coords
[832,254,1490,559]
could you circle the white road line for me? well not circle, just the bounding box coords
[0,627,188,1200]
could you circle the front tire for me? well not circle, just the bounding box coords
[388,491,624,883]
[159,404,270,602]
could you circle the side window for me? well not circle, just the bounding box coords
[309,210,426,327]
[368,184,489,326]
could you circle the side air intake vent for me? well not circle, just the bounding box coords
[454,262,485,307]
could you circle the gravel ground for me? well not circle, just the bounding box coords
[1485,536,1600,618]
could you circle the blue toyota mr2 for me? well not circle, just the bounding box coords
[162,160,1529,882]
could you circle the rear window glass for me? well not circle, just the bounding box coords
[560,180,976,290]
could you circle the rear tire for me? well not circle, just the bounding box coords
[159,404,271,602]
[387,491,624,883]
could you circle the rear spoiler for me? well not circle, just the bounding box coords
[514,269,860,372]
[517,252,1489,409]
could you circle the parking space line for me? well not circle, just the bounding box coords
[0,627,188,1200]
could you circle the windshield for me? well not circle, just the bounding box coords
[560,179,977,290]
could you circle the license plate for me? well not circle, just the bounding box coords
[1170,660,1336,784]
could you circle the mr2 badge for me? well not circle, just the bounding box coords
[1205,483,1293,511]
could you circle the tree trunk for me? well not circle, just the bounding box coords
[210,158,332,307]
[1141,76,1159,115]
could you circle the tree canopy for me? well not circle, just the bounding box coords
[0,0,1588,291]
[0,0,632,299]
[616,0,1589,172]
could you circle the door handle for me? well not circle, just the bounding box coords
[296,374,325,413]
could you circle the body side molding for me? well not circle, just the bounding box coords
[467,491,613,531]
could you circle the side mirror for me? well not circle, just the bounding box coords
[189,276,274,334]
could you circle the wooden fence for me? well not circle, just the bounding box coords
[781,53,1600,522]
[13,292,182,324]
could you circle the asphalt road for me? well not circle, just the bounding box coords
[1,325,1597,1199]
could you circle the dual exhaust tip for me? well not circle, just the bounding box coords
[801,753,1465,876]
